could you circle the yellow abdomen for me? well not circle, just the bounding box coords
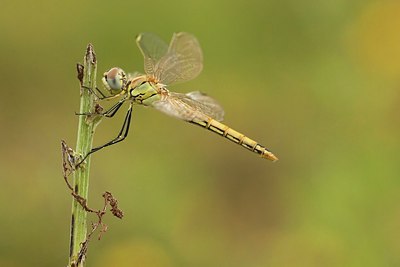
[190,118,278,161]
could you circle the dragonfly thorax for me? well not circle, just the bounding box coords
[129,79,162,106]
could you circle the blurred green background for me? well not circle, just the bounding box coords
[1,0,399,266]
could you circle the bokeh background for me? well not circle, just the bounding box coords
[1,0,399,266]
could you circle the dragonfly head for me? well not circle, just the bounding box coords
[102,67,127,94]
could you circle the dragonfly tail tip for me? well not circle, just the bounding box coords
[262,151,278,162]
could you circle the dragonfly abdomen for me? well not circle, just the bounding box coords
[190,118,278,161]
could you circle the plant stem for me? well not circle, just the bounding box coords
[69,44,100,267]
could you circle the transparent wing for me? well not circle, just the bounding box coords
[183,91,224,121]
[136,33,169,77]
[152,91,224,122]
[155,32,203,85]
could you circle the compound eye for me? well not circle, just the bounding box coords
[103,67,127,92]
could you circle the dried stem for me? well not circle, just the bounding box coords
[62,141,123,267]
[68,44,100,267]
[64,44,124,267]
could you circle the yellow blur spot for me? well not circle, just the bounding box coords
[346,1,400,78]
[95,239,174,267]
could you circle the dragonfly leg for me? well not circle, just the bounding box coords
[81,85,127,101]
[102,98,127,117]
[81,85,108,100]
[75,97,128,117]
[95,86,107,99]
[75,103,133,168]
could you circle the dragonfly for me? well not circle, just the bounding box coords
[80,32,278,164]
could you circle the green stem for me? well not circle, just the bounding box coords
[69,44,99,267]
